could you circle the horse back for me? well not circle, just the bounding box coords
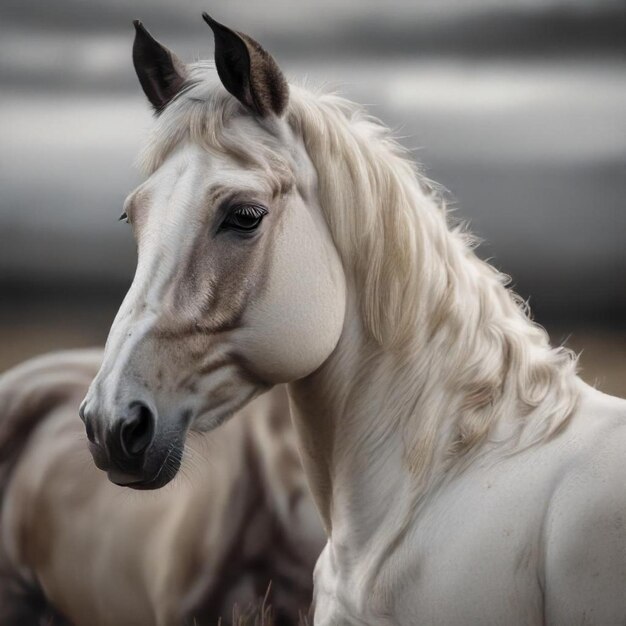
[543,381,626,625]
[0,349,101,625]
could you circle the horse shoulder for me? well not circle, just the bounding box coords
[543,385,626,625]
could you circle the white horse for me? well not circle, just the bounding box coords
[82,15,626,625]
[0,350,323,625]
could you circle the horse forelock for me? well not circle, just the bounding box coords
[138,62,281,175]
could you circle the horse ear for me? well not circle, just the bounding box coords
[202,13,288,117]
[132,20,187,113]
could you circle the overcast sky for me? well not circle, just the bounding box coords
[0,0,624,320]
[1,0,623,90]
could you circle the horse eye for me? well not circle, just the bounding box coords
[221,204,267,233]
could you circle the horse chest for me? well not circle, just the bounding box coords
[313,528,545,626]
[312,456,562,625]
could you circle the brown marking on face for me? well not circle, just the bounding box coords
[152,318,241,342]
[272,176,295,200]
[159,182,276,338]
[155,168,293,338]
[156,366,164,388]
[196,355,234,379]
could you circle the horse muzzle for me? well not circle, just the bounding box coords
[79,398,184,490]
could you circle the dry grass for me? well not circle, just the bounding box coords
[38,583,311,626]
[207,585,309,626]
[44,599,310,626]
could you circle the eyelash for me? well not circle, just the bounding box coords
[118,205,267,231]
[220,204,268,233]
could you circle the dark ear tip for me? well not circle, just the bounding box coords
[201,12,216,29]
[133,20,152,40]
[202,12,231,36]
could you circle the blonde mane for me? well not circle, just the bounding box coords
[139,62,579,470]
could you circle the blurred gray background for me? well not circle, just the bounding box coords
[1,0,625,394]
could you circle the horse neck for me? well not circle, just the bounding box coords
[287,185,579,547]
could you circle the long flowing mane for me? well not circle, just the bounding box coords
[139,62,579,477]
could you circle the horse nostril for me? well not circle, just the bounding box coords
[119,402,155,457]
[85,419,96,444]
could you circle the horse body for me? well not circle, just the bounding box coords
[79,17,626,625]
[0,350,323,625]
